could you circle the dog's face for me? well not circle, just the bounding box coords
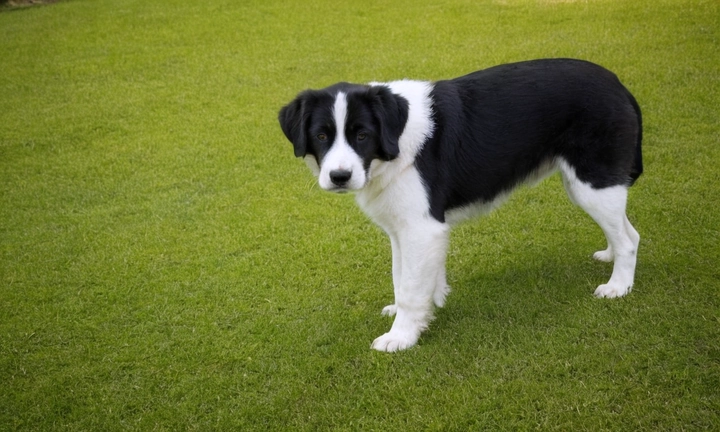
[279,83,409,192]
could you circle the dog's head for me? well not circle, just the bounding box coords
[279,83,409,192]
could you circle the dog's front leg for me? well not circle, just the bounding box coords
[382,230,450,316]
[371,219,449,352]
[380,233,402,317]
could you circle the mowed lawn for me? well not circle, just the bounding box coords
[1,0,718,429]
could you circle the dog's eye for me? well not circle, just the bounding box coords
[357,132,367,141]
[316,133,328,141]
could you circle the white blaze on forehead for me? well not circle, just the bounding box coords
[333,91,348,136]
[317,91,367,191]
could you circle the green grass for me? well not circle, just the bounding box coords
[1,0,719,429]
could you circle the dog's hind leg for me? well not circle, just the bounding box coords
[561,165,639,298]
[569,184,639,297]
[372,219,450,352]
[592,214,640,264]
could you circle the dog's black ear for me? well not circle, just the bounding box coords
[279,92,312,157]
[368,86,409,161]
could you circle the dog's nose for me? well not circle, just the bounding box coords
[329,169,352,186]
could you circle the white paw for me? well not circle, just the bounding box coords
[371,331,418,352]
[593,248,614,262]
[381,304,397,316]
[433,285,451,308]
[594,283,631,298]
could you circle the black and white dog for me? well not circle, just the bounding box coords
[279,59,642,352]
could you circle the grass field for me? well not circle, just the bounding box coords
[1,0,719,429]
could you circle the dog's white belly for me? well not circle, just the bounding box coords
[444,192,511,225]
[445,160,558,225]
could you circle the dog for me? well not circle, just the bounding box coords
[278,59,642,352]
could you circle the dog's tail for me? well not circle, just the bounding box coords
[628,91,643,186]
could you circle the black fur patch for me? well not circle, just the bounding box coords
[414,59,642,222]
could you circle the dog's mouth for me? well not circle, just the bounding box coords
[325,185,351,194]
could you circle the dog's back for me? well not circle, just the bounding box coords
[418,59,643,220]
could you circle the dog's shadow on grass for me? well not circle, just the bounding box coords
[420,253,614,349]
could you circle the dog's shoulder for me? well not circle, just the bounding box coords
[369,80,435,162]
